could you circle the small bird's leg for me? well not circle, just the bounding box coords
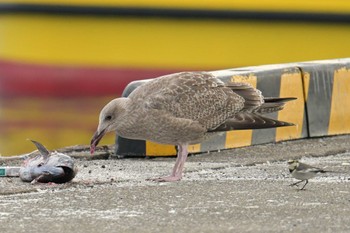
[300,180,309,190]
[290,180,304,187]
[30,174,46,185]
[148,144,189,182]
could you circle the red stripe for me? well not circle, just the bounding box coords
[0,60,183,97]
[0,120,97,131]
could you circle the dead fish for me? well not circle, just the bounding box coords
[20,140,77,184]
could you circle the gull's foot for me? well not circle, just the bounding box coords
[147,175,182,182]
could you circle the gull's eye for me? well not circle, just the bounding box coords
[105,115,112,121]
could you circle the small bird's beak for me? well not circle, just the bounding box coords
[90,128,106,154]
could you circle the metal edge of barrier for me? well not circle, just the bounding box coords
[297,58,350,137]
[115,62,308,157]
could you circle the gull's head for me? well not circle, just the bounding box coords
[90,98,126,154]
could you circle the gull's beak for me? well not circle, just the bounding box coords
[90,128,106,154]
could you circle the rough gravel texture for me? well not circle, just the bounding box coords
[0,135,350,233]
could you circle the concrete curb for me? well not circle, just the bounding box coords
[115,58,350,157]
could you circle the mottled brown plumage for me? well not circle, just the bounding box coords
[91,72,295,182]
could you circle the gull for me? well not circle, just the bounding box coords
[91,72,295,182]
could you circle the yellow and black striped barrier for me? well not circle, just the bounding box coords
[116,58,350,157]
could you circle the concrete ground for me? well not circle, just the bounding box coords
[0,135,350,233]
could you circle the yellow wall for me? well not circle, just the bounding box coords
[1,14,350,69]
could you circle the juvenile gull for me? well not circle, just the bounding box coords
[90,72,295,182]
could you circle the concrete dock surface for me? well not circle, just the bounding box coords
[0,135,350,233]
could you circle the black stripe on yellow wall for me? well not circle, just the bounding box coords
[0,3,350,23]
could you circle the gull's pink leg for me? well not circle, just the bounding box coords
[171,145,183,176]
[148,144,189,182]
[174,145,188,177]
